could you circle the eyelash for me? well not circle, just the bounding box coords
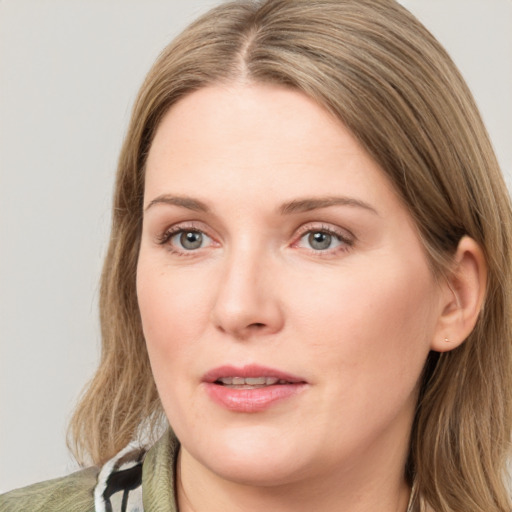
[293,224,354,256]
[156,222,355,257]
[156,222,210,257]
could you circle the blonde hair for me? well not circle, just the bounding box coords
[69,1,512,510]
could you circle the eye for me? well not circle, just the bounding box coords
[306,231,335,250]
[164,229,213,251]
[296,227,352,252]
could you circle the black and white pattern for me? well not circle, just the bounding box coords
[94,444,147,512]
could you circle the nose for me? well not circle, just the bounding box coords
[210,245,285,340]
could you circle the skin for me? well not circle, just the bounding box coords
[136,83,480,512]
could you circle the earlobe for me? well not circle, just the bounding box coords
[431,236,487,353]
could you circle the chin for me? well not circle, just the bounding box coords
[204,453,309,488]
[183,424,313,486]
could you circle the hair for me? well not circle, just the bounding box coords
[68,1,512,510]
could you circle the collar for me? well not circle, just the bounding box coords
[142,429,179,511]
[94,429,179,512]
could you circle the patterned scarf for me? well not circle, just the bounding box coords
[94,444,146,512]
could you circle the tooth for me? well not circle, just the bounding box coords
[217,376,288,387]
[245,377,267,385]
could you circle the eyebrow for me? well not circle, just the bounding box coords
[145,194,210,213]
[279,196,378,215]
[144,194,378,216]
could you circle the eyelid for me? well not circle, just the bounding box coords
[294,222,355,242]
[291,222,356,253]
[156,221,204,243]
[156,221,219,255]
[154,220,355,256]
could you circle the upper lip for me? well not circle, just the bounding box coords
[202,365,306,384]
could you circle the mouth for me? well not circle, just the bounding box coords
[203,365,306,386]
[202,365,307,412]
[214,376,296,389]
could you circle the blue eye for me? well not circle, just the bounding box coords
[308,232,333,250]
[298,230,347,251]
[170,230,211,250]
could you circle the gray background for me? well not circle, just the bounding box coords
[1,0,511,493]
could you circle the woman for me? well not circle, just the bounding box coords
[2,0,511,511]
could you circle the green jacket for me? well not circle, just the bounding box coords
[0,430,179,512]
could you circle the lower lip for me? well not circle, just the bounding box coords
[203,383,306,413]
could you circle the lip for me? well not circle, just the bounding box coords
[202,364,306,383]
[202,365,307,413]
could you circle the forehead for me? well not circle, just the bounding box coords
[144,83,400,214]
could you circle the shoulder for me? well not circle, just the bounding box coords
[0,466,98,512]
[0,443,145,512]
[0,430,177,512]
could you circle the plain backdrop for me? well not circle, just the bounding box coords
[1,0,511,493]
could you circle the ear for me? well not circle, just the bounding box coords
[431,236,487,353]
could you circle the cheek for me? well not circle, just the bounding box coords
[292,258,438,389]
[136,259,211,388]
[137,259,209,339]
[136,258,223,432]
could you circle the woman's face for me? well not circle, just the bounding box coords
[137,84,445,487]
